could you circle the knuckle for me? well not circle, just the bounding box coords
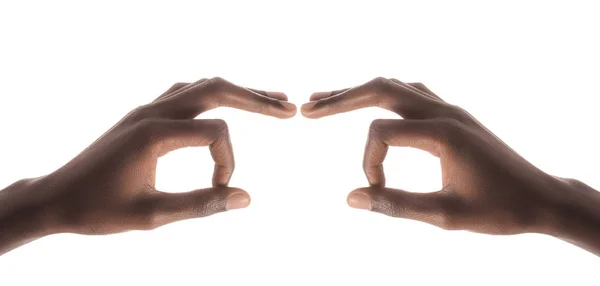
[412,82,426,89]
[447,104,466,115]
[209,76,226,83]
[371,76,389,86]
[444,104,474,123]
[207,77,228,89]
[222,163,235,177]
[435,117,463,131]
[362,162,381,177]
[127,104,152,122]
[362,161,370,173]
[133,118,163,148]
[210,119,229,134]
[368,119,392,138]
[433,118,464,139]
[135,117,161,133]
[170,82,187,91]
[563,178,587,189]
[212,139,233,163]
[369,77,399,103]
[203,77,231,100]
[131,105,146,114]
[369,77,393,92]
[133,198,162,231]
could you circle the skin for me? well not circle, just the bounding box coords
[0,77,296,255]
[1,77,599,258]
[301,77,600,255]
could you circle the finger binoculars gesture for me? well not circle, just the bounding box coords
[1,77,599,257]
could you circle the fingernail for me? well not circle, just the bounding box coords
[311,92,331,100]
[281,101,298,113]
[347,192,372,210]
[300,102,316,117]
[267,91,288,101]
[226,193,251,210]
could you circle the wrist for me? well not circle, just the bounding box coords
[0,177,63,255]
[26,175,67,235]
[539,177,600,254]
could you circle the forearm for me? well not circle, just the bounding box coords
[0,178,57,255]
[542,178,600,255]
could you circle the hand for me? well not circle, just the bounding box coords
[301,77,600,254]
[0,77,296,254]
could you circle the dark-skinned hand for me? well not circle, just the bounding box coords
[0,77,296,255]
[301,77,600,255]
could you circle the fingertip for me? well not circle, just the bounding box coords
[300,101,320,118]
[280,101,297,118]
[225,189,251,210]
[265,100,297,119]
[347,189,372,210]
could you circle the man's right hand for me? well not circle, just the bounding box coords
[0,77,296,255]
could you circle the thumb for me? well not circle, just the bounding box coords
[347,187,461,230]
[136,187,251,230]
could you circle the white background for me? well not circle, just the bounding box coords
[1,0,599,285]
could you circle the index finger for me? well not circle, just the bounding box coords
[364,119,444,187]
[301,77,441,119]
[155,77,297,119]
